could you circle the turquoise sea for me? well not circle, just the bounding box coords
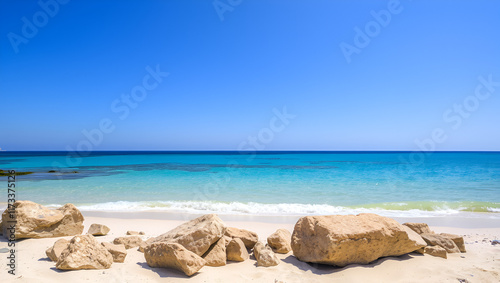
[0,151,499,218]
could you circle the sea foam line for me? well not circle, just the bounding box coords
[51,200,500,218]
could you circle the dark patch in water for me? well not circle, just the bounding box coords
[308,160,401,165]
[0,159,26,165]
[1,162,339,181]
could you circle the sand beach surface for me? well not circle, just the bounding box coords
[1,211,499,283]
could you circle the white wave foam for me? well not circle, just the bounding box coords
[72,200,477,218]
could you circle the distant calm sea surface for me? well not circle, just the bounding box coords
[0,151,499,218]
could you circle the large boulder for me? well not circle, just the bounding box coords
[420,233,460,253]
[45,238,69,261]
[403,223,433,235]
[224,227,258,249]
[101,242,127,263]
[1,201,84,239]
[226,238,248,262]
[267,229,292,254]
[113,236,143,249]
[202,237,226,267]
[146,214,226,256]
[56,234,113,270]
[291,213,426,266]
[144,242,206,276]
[87,224,110,236]
[440,233,466,253]
[253,242,280,267]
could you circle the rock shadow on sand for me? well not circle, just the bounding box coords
[282,253,421,275]
[136,261,201,279]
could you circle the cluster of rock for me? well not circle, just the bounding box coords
[142,214,287,276]
[1,201,468,277]
[403,222,466,259]
[45,223,148,268]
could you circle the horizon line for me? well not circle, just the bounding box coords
[1,150,499,153]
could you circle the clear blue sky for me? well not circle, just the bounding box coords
[1,0,499,151]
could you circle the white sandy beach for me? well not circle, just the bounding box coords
[1,211,499,283]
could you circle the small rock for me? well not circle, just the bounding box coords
[46,238,70,261]
[403,222,433,235]
[267,229,292,254]
[226,238,248,262]
[440,233,466,253]
[421,233,460,253]
[113,236,143,249]
[88,224,110,236]
[101,242,127,263]
[253,242,280,267]
[126,230,144,235]
[491,240,500,245]
[144,242,206,277]
[225,227,258,249]
[138,241,147,253]
[56,234,113,270]
[424,246,447,259]
[202,237,226,267]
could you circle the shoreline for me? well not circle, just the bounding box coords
[78,210,500,229]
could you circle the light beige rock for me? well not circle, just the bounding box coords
[138,241,147,253]
[413,247,425,254]
[101,242,127,263]
[146,214,226,256]
[440,233,466,253]
[424,245,447,259]
[202,237,226,266]
[87,224,110,236]
[223,235,232,247]
[253,242,280,267]
[291,213,427,266]
[403,222,433,235]
[45,238,69,261]
[56,234,113,270]
[224,227,258,249]
[402,225,428,248]
[113,236,143,249]
[421,233,460,253]
[144,242,206,276]
[226,238,248,262]
[253,242,265,260]
[126,230,144,235]
[1,201,84,239]
[267,229,292,254]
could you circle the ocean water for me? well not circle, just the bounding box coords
[0,151,499,218]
